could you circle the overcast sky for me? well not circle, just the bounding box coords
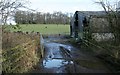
[28,0,118,13]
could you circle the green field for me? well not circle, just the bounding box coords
[7,24,70,34]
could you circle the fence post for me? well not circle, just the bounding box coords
[0,25,2,74]
[40,35,44,58]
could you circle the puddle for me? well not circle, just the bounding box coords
[44,42,75,58]
[42,38,74,73]
[43,59,73,68]
[43,59,64,68]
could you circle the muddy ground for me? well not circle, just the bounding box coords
[31,35,111,73]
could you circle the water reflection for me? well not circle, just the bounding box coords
[42,39,74,73]
[43,59,69,68]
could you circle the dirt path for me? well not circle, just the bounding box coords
[32,35,110,73]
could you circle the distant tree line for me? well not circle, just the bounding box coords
[14,11,73,24]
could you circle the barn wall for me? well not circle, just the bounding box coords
[89,17,114,41]
[89,17,110,33]
[92,33,114,41]
[78,14,84,39]
[70,15,75,37]
[70,11,114,41]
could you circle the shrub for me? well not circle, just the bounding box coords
[2,31,41,73]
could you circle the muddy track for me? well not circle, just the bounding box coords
[32,35,111,73]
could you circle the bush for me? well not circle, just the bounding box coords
[2,31,41,73]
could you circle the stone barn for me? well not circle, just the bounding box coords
[70,11,114,41]
[70,11,87,40]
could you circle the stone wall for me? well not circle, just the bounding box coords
[90,17,110,33]
[89,16,114,41]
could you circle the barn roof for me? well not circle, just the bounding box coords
[76,11,106,17]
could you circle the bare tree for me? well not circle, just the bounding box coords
[0,0,29,25]
[96,0,120,45]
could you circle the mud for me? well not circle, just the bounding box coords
[32,35,110,73]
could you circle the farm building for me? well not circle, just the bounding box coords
[70,11,114,41]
